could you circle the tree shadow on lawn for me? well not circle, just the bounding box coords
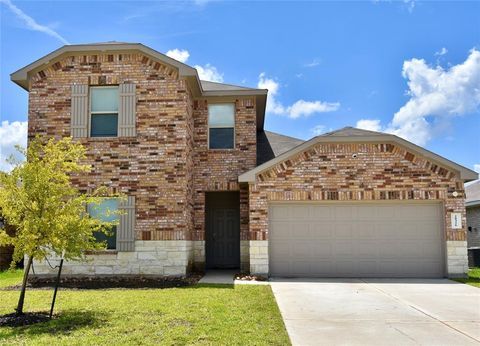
[0,309,107,338]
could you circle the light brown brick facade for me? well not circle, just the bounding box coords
[27,52,257,256]
[17,43,474,278]
[248,142,466,242]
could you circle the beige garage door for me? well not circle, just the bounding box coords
[269,203,445,278]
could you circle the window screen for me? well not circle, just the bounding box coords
[208,103,235,149]
[90,87,118,137]
[88,198,119,250]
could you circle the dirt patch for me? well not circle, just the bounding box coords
[235,273,268,281]
[2,274,202,290]
[0,312,51,327]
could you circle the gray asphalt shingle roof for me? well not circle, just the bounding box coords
[257,131,304,166]
[200,80,263,92]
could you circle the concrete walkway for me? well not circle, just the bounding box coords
[198,270,235,284]
[271,278,480,346]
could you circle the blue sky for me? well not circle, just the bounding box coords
[1,0,479,173]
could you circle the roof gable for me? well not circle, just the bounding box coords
[239,127,478,182]
[10,42,268,129]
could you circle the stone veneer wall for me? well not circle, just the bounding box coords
[248,142,468,277]
[32,241,193,276]
[191,98,256,269]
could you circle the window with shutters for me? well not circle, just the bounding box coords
[90,86,119,137]
[88,198,119,250]
[208,103,235,149]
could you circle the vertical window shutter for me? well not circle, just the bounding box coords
[118,83,136,137]
[117,196,136,252]
[71,85,89,138]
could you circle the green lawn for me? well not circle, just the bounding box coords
[0,269,23,288]
[454,267,480,288]
[0,272,290,346]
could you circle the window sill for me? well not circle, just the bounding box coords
[88,136,119,140]
[208,148,237,151]
[84,250,118,255]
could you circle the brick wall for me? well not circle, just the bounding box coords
[248,142,466,242]
[192,98,257,244]
[27,52,258,261]
[28,53,194,242]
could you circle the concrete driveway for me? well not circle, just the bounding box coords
[271,279,480,346]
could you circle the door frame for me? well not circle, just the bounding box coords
[205,191,241,269]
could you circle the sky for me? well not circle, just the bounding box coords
[0,0,479,174]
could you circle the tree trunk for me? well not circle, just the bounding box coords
[16,256,33,315]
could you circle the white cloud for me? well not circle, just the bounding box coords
[194,64,223,82]
[435,47,448,57]
[311,125,326,136]
[356,119,382,132]
[1,0,69,44]
[0,121,28,172]
[389,49,480,145]
[474,164,480,174]
[164,48,223,82]
[257,73,340,119]
[403,0,416,13]
[165,48,190,63]
[304,59,320,68]
[287,100,340,119]
[358,49,480,146]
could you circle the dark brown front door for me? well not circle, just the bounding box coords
[206,192,240,269]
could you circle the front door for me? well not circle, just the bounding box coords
[206,192,240,269]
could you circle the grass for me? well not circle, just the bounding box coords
[0,273,290,346]
[454,267,480,288]
[0,269,23,288]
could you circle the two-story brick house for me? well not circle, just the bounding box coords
[11,42,477,278]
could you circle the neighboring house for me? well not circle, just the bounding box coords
[465,180,480,266]
[10,42,478,278]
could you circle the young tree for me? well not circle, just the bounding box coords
[0,137,120,315]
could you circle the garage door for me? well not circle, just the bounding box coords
[269,203,444,278]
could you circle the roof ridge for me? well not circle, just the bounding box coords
[200,80,264,91]
[264,130,304,142]
[321,126,385,137]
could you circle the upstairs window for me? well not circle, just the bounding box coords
[90,87,118,137]
[88,198,119,250]
[208,103,235,149]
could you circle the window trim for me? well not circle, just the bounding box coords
[89,85,119,138]
[87,197,119,251]
[207,102,236,150]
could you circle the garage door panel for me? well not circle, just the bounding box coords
[374,206,396,219]
[334,206,356,220]
[355,241,379,257]
[354,222,376,238]
[269,203,444,278]
[335,222,354,238]
[357,261,378,275]
[310,205,333,219]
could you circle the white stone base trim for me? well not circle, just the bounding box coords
[446,240,468,277]
[193,240,205,266]
[32,241,193,276]
[249,240,268,275]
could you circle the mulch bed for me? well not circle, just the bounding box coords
[2,274,202,290]
[234,273,268,281]
[0,312,51,327]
